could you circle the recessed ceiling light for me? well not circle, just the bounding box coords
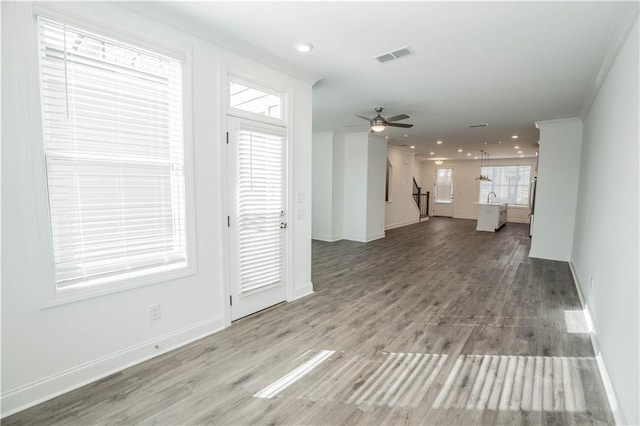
[512,135,518,139]
[466,153,471,156]
[410,145,415,149]
[474,156,478,159]
[404,134,409,138]
[295,42,314,53]
[520,154,524,157]
[457,149,463,152]
[429,152,435,155]
[514,145,520,149]
[498,141,502,144]
[518,150,523,154]
[436,140,443,144]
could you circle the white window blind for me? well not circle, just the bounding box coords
[435,168,453,203]
[479,166,532,206]
[38,17,189,289]
[237,126,285,295]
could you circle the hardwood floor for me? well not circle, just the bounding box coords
[5,218,613,425]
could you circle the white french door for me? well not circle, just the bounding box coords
[227,116,287,320]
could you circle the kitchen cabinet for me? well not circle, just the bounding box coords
[476,203,507,232]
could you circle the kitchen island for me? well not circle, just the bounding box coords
[476,202,507,232]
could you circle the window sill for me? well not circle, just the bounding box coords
[42,263,197,309]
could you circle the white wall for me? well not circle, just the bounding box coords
[1,1,313,416]
[312,131,334,240]
[313,131,385,242]
[332,133,345,239]
[311,131,345,242]
[342,133,369,241]
[366,135,387,240]
[529,119,582,261]
[571,16,639,425]
[385,147,420,230]
[339,132,387,242]
[420,157,537,223]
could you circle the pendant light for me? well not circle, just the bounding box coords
[475,150,492,182]
[485,152,492,182]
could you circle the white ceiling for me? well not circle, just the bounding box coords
[153,1,635,161]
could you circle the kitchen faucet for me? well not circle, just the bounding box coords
[487,192,497,204]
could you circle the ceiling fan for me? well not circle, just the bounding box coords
[356,107,414,132]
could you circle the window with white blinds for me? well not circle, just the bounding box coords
[479,166,532,206]
[236,126,285,295]
[38,17,191,290]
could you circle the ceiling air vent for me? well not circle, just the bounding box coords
[376,53,395,63]
[375,46,413,63]
[468,123,489,128]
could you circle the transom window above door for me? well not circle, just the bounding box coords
[229,80,283,120]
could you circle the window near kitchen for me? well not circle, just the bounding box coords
[435,168,453,203]
[479,166,531,206]
[38,17,194,291]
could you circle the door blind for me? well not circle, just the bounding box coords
[38,17,188,288]
[236,127,285,295]
[435,168,453,202]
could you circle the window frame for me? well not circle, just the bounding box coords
[32,6,198,308]
[478,165,532,207]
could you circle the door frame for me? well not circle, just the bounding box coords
[219,71,294,327]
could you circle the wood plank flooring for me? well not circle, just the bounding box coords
[5,218,614,425]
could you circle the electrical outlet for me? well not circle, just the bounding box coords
[149,303,162,321]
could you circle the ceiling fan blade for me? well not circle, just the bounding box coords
[387,122,414,128]
[344,123,369,129]
[385,114,410,122]
[355,114,373,121]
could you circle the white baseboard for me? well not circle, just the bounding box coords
[1,315,225,418]
[385,218,419,230]
[452,214,476,220]
[311,233,342,242]
[569,261,625,425]
[506,218,530,224]
[290,282,314,301]
[365,232,385,242]
[528,249,569,262]
[343,232,385,243]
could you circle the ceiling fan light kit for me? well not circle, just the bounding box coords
[371,119,386,132]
